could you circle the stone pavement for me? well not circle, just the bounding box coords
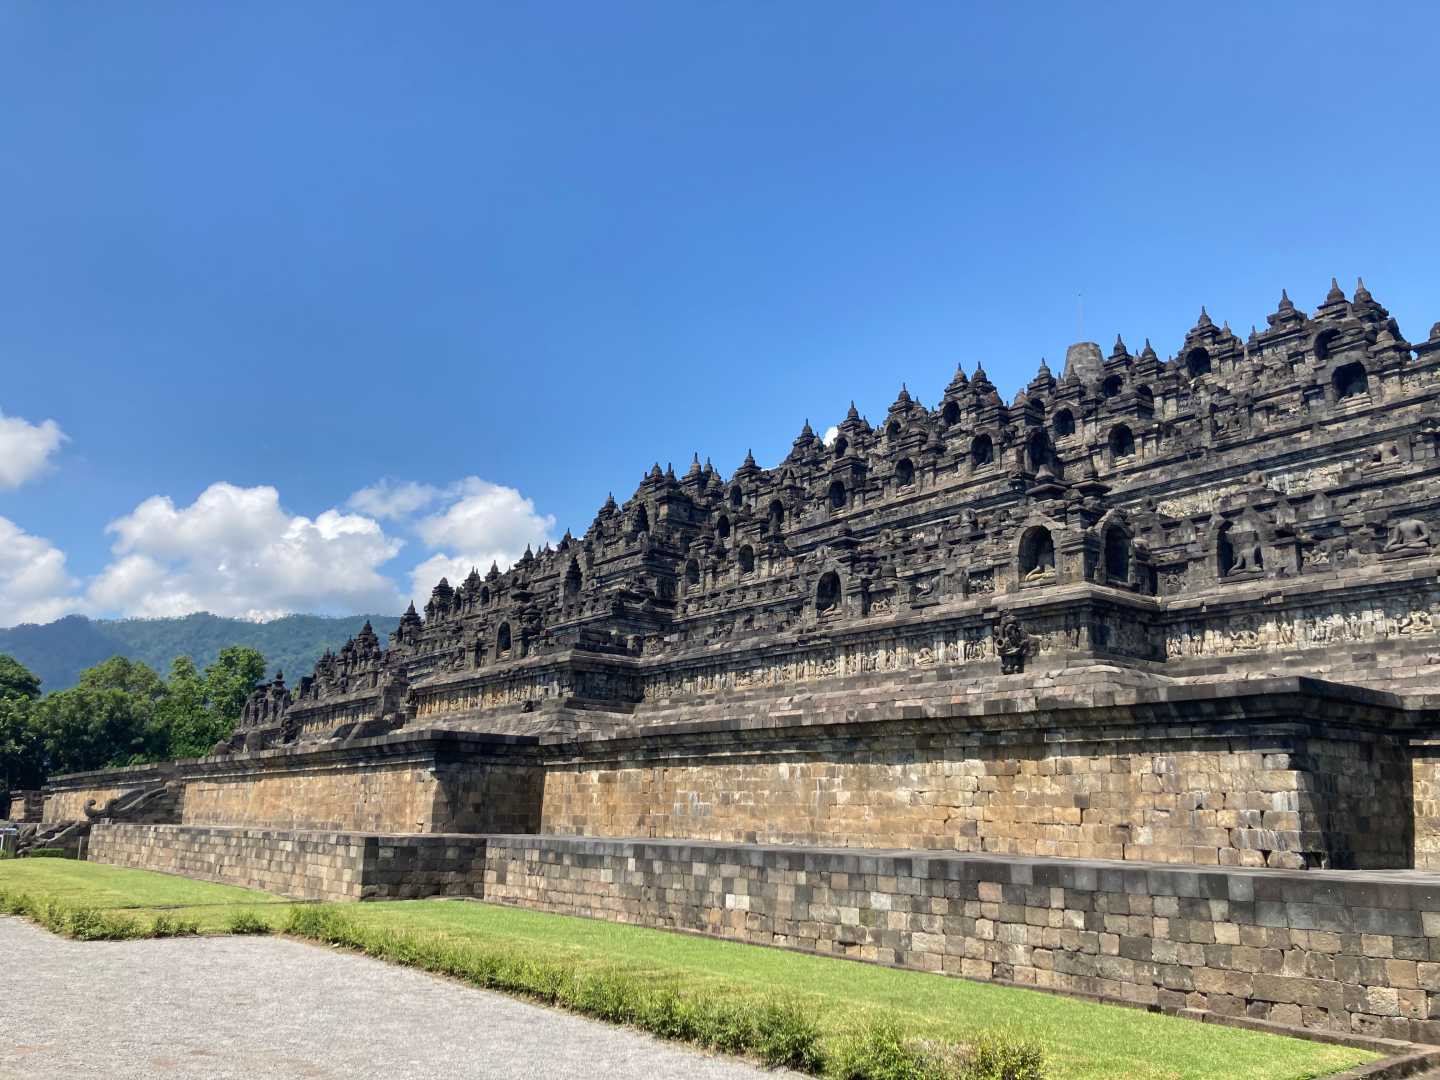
[0,917,780,1080]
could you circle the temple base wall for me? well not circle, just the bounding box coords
[542,733,1415,869]
[174,731,545,835]
[41,762,176,823]
[87,823,488,902]
[482,836,1440,1042]
[80,823,1440,1043]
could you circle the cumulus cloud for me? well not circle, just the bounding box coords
[87,482,406,620]
[0,406,67,490]
[822,426,840,447]
[0,472,555,626]
[405,477,554,602]
[0,516,80,626]
[348,479,441,520]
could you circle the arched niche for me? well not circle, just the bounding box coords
[768,500,785,530]
[1333,361,1369,400]
[497,622,512,655]
[895,458,915,488]
[971,434,993,468]
[738,545,755,574]
[828,480,846,510]
[684,559,700,588]
[1103,526,1130,583]
[1109,424,1135,460]
[1052,409,1075,438]
[1186,347,1211,377]
[716,514,731,539]
[1027,431,1049,472]
[729,486,743,509]
[1101,374,1123,398]
[942,400,960,426]
[1019,526,1056,580]
[816,570,841,614]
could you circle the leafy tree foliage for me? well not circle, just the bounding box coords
[0,645,268,804]
[38,656,169,775]
[1,654,45,800]
[0,654,42,701]
[157,647,267,760]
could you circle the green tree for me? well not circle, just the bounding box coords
[157,646,265,759]
[0,654,42,702]
[33,655,168,775]
[7,645,270,791]
[0,653,44,806]
[203,646,268,727]
[153,655,209,761]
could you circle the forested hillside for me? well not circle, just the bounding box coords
[0,613,401,694]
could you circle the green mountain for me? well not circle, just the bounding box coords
[0,612,402,694]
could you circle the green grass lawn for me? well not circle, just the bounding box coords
[0,858,291,933]
[0,859,1376,1080]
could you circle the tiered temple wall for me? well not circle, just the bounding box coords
[16,281,1440,1042]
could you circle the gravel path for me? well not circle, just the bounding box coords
[0,916,781,1080]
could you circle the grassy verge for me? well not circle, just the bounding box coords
[0,860,1378,1080]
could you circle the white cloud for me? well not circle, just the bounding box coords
[0,516,80,626]
[406,477,554,602]
[348,479,441,520]
[822,426,840,447]
[0,406,66,490]
[87,482,406,620]
[0,472,556,627]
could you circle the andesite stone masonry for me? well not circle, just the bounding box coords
[15,280,1440,1040]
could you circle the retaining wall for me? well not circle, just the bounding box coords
[484,835,1440,1044]
[85,823,1440,1042]
[88,823,488,902]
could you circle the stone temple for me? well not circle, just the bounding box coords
[16,280,1440,1040]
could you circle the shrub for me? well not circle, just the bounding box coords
[227,910,273,935]
[150,912,200,937]
[66,905,143,941]
[832,1020,1046,1080]
[25,847,66,858]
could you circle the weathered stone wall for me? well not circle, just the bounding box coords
[182,762,445,834]
[482,835,1440,1043]
[88,823,488,902]
[41,762,176,823]
[5,789,43,823]
[177,731,545,835]
[540,678,1416,870]
[1412,753,1440,870]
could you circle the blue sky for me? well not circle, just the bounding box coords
[1,2,1437,624]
